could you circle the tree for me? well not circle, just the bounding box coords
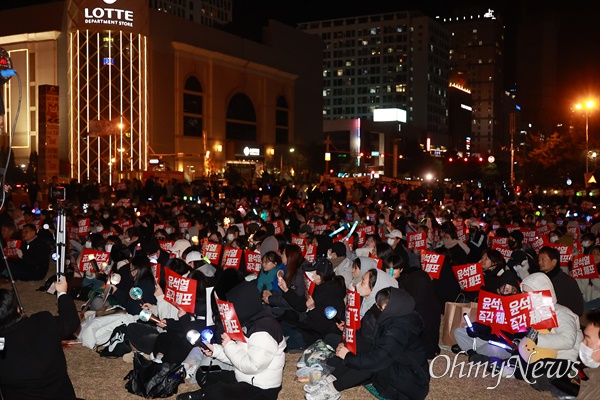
[518,131,583,186]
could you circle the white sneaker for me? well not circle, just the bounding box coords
[305,384,340,400]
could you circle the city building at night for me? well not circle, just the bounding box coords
[0,0,322,183]
[438,8,505,156]
[298,10,450,158]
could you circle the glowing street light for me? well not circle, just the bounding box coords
[575,100,595,174]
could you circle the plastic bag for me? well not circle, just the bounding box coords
[296,339,335,383]
[296,339,335,368]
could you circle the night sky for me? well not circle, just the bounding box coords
[2,0,599,104]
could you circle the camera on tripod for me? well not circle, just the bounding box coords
[50,186,66,203]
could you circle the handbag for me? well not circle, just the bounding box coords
[124,352,185,398]
[439,296,478,348]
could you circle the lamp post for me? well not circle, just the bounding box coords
[575,100,595,174]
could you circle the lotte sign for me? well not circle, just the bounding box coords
[72,0,149,35]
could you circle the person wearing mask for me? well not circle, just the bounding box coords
[538,246,584,316]
[177,281,286,400]
[506,230,536,280]
[580,232,596,255]
[0,278,81,399]
[328,241,353,289]
[384,229,409,267]
[306,287,430,400]
[577,308,600,399]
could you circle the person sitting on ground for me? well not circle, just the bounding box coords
[385,254,441,359]
[176,281,286,400]
[3,223,51,281]
[278,257,346,351]
[0,278,80,399]
[576,308,600,399]
[512,273,583,391]
[305,287,430,400]
[538,246,584,316]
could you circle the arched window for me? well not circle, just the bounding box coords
[183,76,203,137]
[275,95,289,145]
[226,93,256,141]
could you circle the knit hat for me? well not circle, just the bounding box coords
[260,236,279,257]
[314,257,334,277]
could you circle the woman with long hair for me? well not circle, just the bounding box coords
[111,254,157,315]
[264,244,306,316]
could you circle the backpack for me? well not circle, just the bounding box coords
[98,323,131,358]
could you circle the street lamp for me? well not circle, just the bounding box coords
[575,100,595,174]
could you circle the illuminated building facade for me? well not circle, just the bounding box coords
[0,0,322,183]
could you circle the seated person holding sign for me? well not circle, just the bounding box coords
[304,287,429,400]
[512,272,583,390]
[177,281,286,400]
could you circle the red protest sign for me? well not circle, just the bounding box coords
[79,249,110,273]
[165,268,197,314]
[304,271,316,298]
[116,182,127,191]
[491,243,514,261]
[202,242,222,264]
[273,220,285,235]
[115,198,130,208]
[308,222,327,235]
[531,237,545,254]
[78,218,91,236]
[151,263,161,283]
[344,326,357,355]
[546,243,573,268]
[158,240,175,252]
[522,229,536,245]
[456,227,467,243]
[5,239,21,258]
[407,232,427,251]
[222,247,242,270]
[536,224,551,239]
[477,290,508,334]
[244,250,262,274]
[215,295,246,342]
[154,223,167,232]
[502,290,558,333]
[368,253,382,269]
[345,288,361,330]
[490,236,509,247]
[420,251,444,279]
[304,244,317,263]
[178,221,192,233]
[452,263,484,292]
[571,254,600,279]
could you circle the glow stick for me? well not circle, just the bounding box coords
[346,221,358,239]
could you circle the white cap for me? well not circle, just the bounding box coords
[385,229,403,239]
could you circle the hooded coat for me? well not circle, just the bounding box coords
[210,281,286,390]
[360,269,399,318]
[343,288,430,400]
[520,273,583,361]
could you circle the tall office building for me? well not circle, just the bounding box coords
[299,11,450,151]
[149,0,232,26]
[439,8,505,156]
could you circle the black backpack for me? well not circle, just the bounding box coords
[98,324,132,358]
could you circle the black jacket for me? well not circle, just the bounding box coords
[399,267,441,359]
[0,294,80,400]
[344,288,430,400]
